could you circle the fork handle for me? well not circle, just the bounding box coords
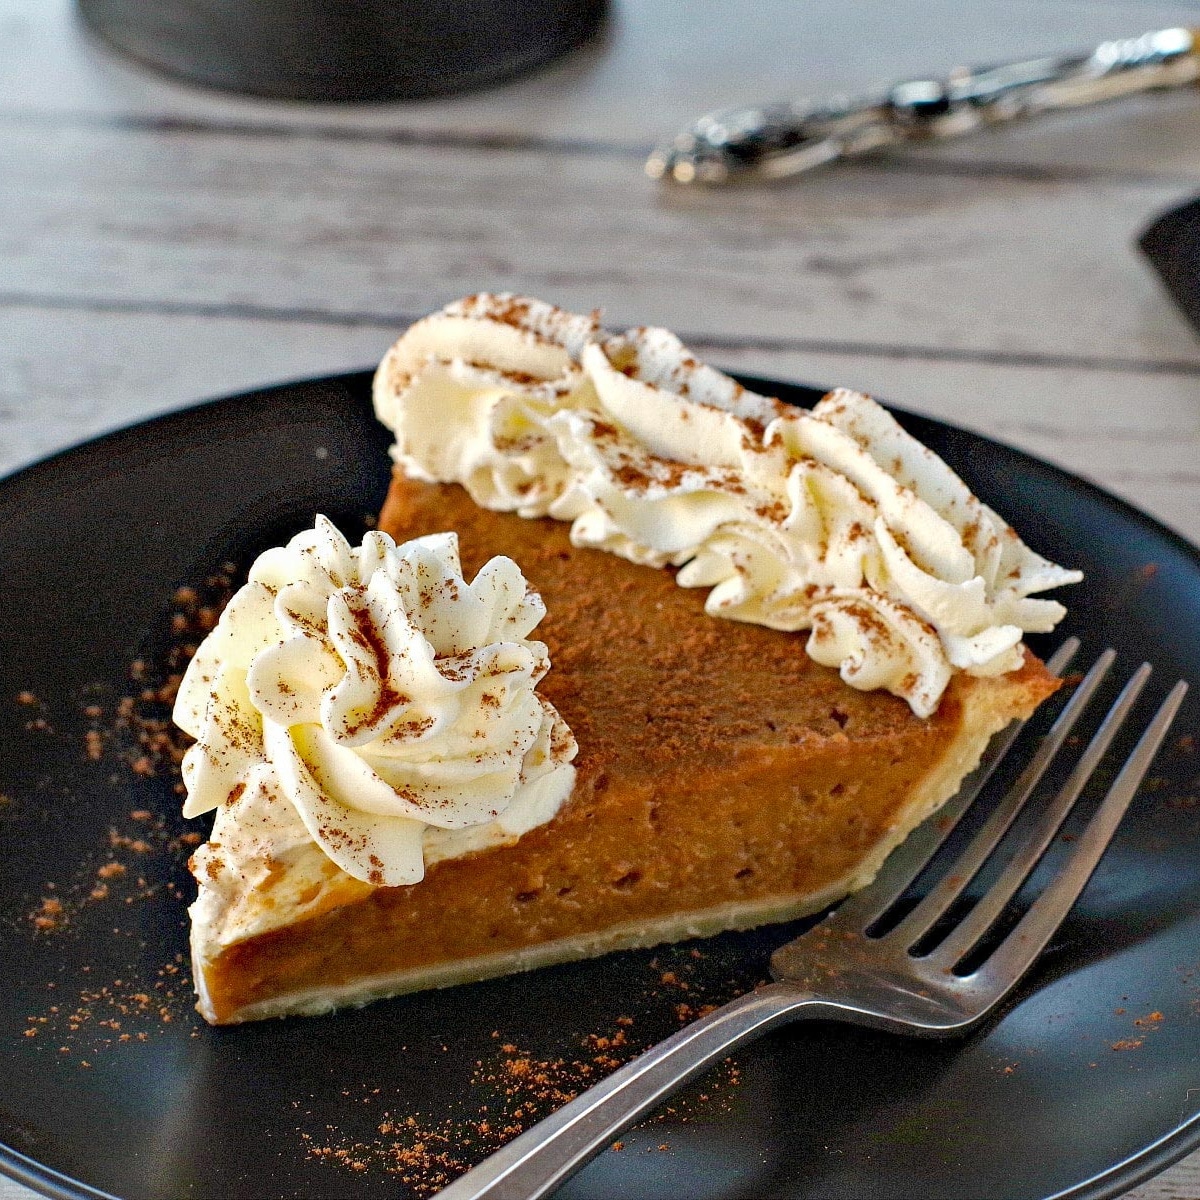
[437,981,828,1200]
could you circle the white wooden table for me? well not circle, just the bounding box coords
[2,2,1199,1197]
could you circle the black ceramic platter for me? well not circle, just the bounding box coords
[0,372,1198,1200]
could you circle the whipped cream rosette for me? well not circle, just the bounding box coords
[374,294,1081,717]
[374,294,602,517]
[173,516,577,899]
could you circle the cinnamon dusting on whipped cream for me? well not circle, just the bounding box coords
[373,294,1082,717]
[172,517,577,946]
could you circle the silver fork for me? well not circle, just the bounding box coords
[440,640,1187,1200]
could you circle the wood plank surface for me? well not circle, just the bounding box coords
[1,0,1198,1197]
[4,125,1200,360]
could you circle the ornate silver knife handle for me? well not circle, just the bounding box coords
[646,27,1200,184]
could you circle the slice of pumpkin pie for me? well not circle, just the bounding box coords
[174,295,1078,1024]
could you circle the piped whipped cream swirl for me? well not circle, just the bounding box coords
[374,294,1081,717]
[173,516,577,887]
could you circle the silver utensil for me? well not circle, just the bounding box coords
[647,27,1200,184]
[439,639,1187,1199]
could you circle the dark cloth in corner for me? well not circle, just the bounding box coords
[1139,196,1200,337]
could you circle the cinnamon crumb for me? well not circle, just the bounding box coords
[1111,1038,1144,1051]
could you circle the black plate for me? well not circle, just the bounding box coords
[1,372,1198,1200]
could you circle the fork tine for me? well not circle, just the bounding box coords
[919,664,1151,964]
[970,679,1187,994]
[829,637,1087,933]
[871,646,1115,941]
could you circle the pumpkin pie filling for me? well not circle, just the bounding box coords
[196,474,1057,1023]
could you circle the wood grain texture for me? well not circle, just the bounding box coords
[1,0,1198,1196]
[4,122,1200,366]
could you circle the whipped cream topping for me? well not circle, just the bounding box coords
[174,516,577,893]
[374,294,601,519]
[374,294,1080,717]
